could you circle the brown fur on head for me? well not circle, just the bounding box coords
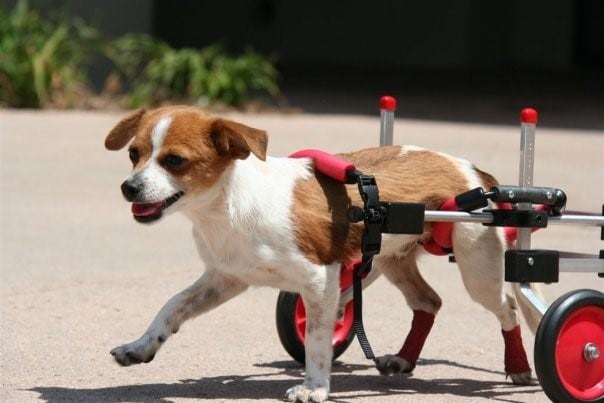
[104,106,267,160]
[104,108,146,151]
[104,106,268,220]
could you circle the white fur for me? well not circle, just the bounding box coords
[126,116,181,204]
[112,155,342,401]
[182,155,316,288]
[399,144,428,156]
[151,116,172,153]
[443,155,519,330]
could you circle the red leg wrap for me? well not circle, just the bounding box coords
[502,325,531,374]
[396,310,435,370]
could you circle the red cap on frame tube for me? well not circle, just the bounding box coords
[380,95,397,111]
[520,108,538,124]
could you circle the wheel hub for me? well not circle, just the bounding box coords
[583,342,600,363]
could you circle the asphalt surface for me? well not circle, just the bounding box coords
[1,108,603,402]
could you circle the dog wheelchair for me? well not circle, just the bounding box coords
[274,97,604,402]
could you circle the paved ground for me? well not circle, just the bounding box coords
[1,107,603,402]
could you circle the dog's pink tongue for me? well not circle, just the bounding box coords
[131,202,163,217]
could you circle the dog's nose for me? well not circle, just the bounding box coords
[121,180,141,202]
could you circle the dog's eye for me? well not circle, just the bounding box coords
[162,154,186,168]
[128,148,140,165]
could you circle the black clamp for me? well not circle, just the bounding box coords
[350,174,383,259]
[483,208,549,229]
[505,250,560,283]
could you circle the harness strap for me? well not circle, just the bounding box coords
[352,258,375,360]
[350,174,384,360]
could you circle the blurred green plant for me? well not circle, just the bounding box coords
[0,1,279,108]
[107,35,280,107]
[0,0,101,108]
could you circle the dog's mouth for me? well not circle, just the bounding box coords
[131,191,184,223]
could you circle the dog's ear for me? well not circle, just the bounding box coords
[210,118,268,161]
[104,109,146,150]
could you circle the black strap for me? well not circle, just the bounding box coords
[353,257,375,360]
[350,174,383,361]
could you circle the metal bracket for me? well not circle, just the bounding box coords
[380,202,425,234]
[483,208,549,228]
[505,250,559,283]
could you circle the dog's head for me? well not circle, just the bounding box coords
[105,106,268,223]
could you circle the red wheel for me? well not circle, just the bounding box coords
[293,294,355,350]
[556,305,603,400]
[275,291,355,364]
[535,289,604,402]
[275,263,358,363]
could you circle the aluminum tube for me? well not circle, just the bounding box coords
[423,210,604,227]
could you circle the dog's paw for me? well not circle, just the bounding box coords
[110,335,158,366]
[508,371,537,385]
[285,384,328,403]
[374,354,413,375]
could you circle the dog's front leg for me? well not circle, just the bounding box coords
[111,269,248,366]
[286,264,340,403]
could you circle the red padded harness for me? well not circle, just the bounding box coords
[289,149,356,183]
[421,198,458,256]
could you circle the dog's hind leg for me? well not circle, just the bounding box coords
[285,263,340,403]
[451,223,533,384]
[110,269,248,366]
[373,248,442,375]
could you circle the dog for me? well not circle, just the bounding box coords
[105,106,537,402]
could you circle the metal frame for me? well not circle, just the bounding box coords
[338,99,603,315]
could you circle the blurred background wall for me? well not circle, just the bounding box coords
[2,0,603,125]
[5,0,601,68]
[153,0,582,69]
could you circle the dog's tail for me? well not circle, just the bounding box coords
[511,282,545,334]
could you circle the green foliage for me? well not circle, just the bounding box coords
[108,36,279,107]
[0,0,101,108]
[0,1,280,108]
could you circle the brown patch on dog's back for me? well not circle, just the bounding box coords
[292,171,364,266]
[339,145,403,168]
[292,146,488,265]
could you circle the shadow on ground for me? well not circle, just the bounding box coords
[30,358,543,402]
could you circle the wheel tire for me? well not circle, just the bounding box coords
[534,288,604,402]
[275,291,356,364]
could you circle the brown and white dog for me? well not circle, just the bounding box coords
[105,106,537,402]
